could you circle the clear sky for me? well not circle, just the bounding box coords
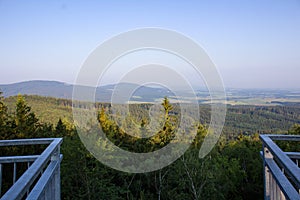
[0,0,299,89]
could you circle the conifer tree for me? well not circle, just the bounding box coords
[14,94,39,138]
[55,118,67,137]
[0,91,9,139]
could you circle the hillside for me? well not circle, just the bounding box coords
[3,95,300,137]
[0,80,172,103]
[3,95,73,125]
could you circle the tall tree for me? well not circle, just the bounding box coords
[0,91,7,121]
[162,97,173,119]
[0,91,9,139]
[148,97,175,149]
[14,94,39,138]
[55,118,67,137]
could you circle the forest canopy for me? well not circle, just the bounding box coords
[0,93,299,199]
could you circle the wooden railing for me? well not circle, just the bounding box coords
[260,135,300,200]
[0,138,63,200]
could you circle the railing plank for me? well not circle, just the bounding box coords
[286,152,300,160]
[0,155,39,164]
[0,138,55,146]
[267,135,300,141]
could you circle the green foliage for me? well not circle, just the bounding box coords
[0,91,8,138]
[1,94,299,199]
[224,105,300,138]
[0,91,7,118]
[221,134,263,199]
[3,95,300,138]
[60,131,125,200]
[55,118,67,137]
[3,95,73,125]
[14,94,39,138]
[289,124,300,135]
[276,124,300,152]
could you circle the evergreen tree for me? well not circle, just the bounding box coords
[162,96,173,119]
[14,94,39,138]
[148,97,175,149]
[55,118,67,137]
[0,91,9,139]
[0,91,7,121]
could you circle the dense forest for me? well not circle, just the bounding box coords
[0,92,300,199]
[3,95,300,137]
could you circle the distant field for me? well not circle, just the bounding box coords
[225,97,300,106]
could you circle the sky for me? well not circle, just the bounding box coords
[0,0,300,89]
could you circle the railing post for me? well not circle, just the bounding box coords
[0,163,2,196]
[13,162,17,184]
[51,145,61,200]
[55,159,61,200]
[263,145,273,199]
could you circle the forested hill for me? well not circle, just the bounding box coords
[0,80,171,102]
[2,80,300,105]
[3,95,300,138]
[0,80,73,98]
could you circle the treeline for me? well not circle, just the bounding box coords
[224,105,300,138]
[1,93,300,199]
[3,95,300,139]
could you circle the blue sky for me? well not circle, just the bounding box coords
[0,0,300,88]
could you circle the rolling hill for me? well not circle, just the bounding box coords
[1,80,300,105]
[0,80,172,103]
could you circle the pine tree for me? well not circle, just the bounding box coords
[148,97,175,149]
[14,94,39,138]
[0,91,9,139]
[0,91,7,121]
[162,97,173,119]
[55,118,67,137]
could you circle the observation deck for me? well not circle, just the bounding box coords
[0,138,62,200]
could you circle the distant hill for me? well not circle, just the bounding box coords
[1,80,300,105]
[0,80,73,99]
[0,80,172,103]
[1,80,300,135]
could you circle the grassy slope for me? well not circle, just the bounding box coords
[4,95,73,125]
